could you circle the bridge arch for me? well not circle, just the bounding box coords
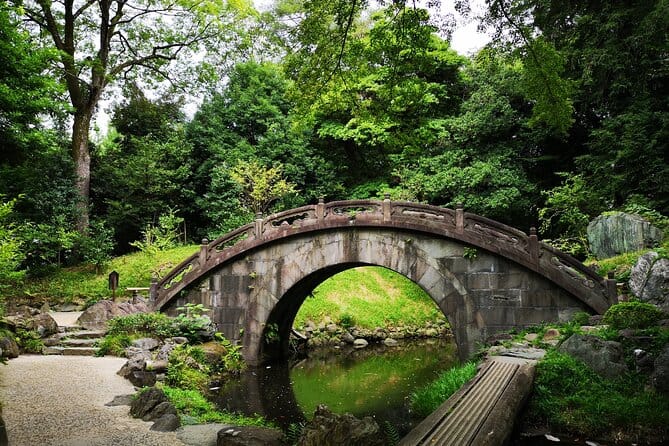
[152,199,616,365]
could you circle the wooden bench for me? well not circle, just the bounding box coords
[125,287,150,299]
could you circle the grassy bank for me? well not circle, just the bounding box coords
[294,266,446,330]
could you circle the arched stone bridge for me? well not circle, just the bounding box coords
[150,198,616,365]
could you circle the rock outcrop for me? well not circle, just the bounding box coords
[129,387,179,431]
[558,334,628,379]
[76,298,150,330]
[629,252,669,313]
[296,405,385,446]
[587,212,663,259]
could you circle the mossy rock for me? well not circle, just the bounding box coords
[587,212,663,259]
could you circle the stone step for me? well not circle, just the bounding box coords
[42,346,100,356]
[62,330,106,340]
[60,338,99,348]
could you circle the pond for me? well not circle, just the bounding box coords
[212,338,459,435]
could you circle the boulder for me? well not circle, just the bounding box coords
[296,405,385,446]
[142,401,177,422]
[353,338,368,349]
[629,252,669,313]
[150,414,180,432]
[0,336,19,359]
[650,345,669,395]
[132,337,160,351]
[76,299,151,330]
[117,356,147,379]
[3,312,58,338]
[587,212,663,259]
[128,370,157,388]
[217,426,283,446]
[130,387,168,419]
[558,334,628,379]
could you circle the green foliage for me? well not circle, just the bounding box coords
[410,361,478,417]
[95,333,133,357]
[571,311,590,326]
[166,344,210,391]
[528,350,669,436]
[130,207,185,254]
[230,160,297,215]
[602,301,665,330]
[75,220,114,274]
[284,422,305,445]
[0,198,24,290]
[16,219,79,276]
[382,420,401,446]
[161,385,271,426]
[293,266,446,329]
[538,173,601,256]
[263,322,280,344]
[15,328,44,353]
[337,314,355,329]
[462,247,478,260]
[215,333,246,374]
[106,312,175,338]
[174,303,213,343]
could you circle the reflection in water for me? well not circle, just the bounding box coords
[212,338,458,434]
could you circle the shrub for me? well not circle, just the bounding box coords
[603,301,664,330]
[572,311,590,326]
[106,312,175,338]
[166,344,210,391]
[410,361,478,417]
[215,334,246,374]
[95,333,132,356]
[16,329,44,353]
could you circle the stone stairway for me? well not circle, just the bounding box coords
[43,312,105,356]
[399,356,536,446]
[43,327,106,356]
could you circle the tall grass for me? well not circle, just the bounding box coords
[410,361,478,417]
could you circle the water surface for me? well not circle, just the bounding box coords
[213,338,458,434]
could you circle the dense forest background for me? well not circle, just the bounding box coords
[1,0,667,281]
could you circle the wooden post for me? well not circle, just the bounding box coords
[455,203,464,234]
[149,275,158,303]
[254,212,264,238]
[529,227,539,265]
[606,271,618,306]
[316,197,325,219]
[383,193,391,222]
[199,238,208,269]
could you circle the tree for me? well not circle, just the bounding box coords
[91,87,193,251]
[15,0,247,232]
[230,160,297,215]
[187,61,340,236]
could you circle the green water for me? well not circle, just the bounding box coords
[213,338,458,433]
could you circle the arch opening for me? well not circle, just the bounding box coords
[258,264,455,364]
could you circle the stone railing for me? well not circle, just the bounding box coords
[151,197,616,312]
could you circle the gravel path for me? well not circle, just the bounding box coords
[0,355,185,446]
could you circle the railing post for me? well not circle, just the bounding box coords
[316,197,325,220]
[455,203,464,234]
[199,238,209,268]
[383,193,391,222]
[149,275,158,303]
[606,271,618,306]
[254,212,264,238]
[529,227,539,265]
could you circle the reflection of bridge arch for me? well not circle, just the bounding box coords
[152,199,616,365]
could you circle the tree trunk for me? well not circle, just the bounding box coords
[72,110,92,233]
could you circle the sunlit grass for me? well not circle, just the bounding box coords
[294,266,447,330]
[409,361,478,417]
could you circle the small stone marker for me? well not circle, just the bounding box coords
[108,270,119,300]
